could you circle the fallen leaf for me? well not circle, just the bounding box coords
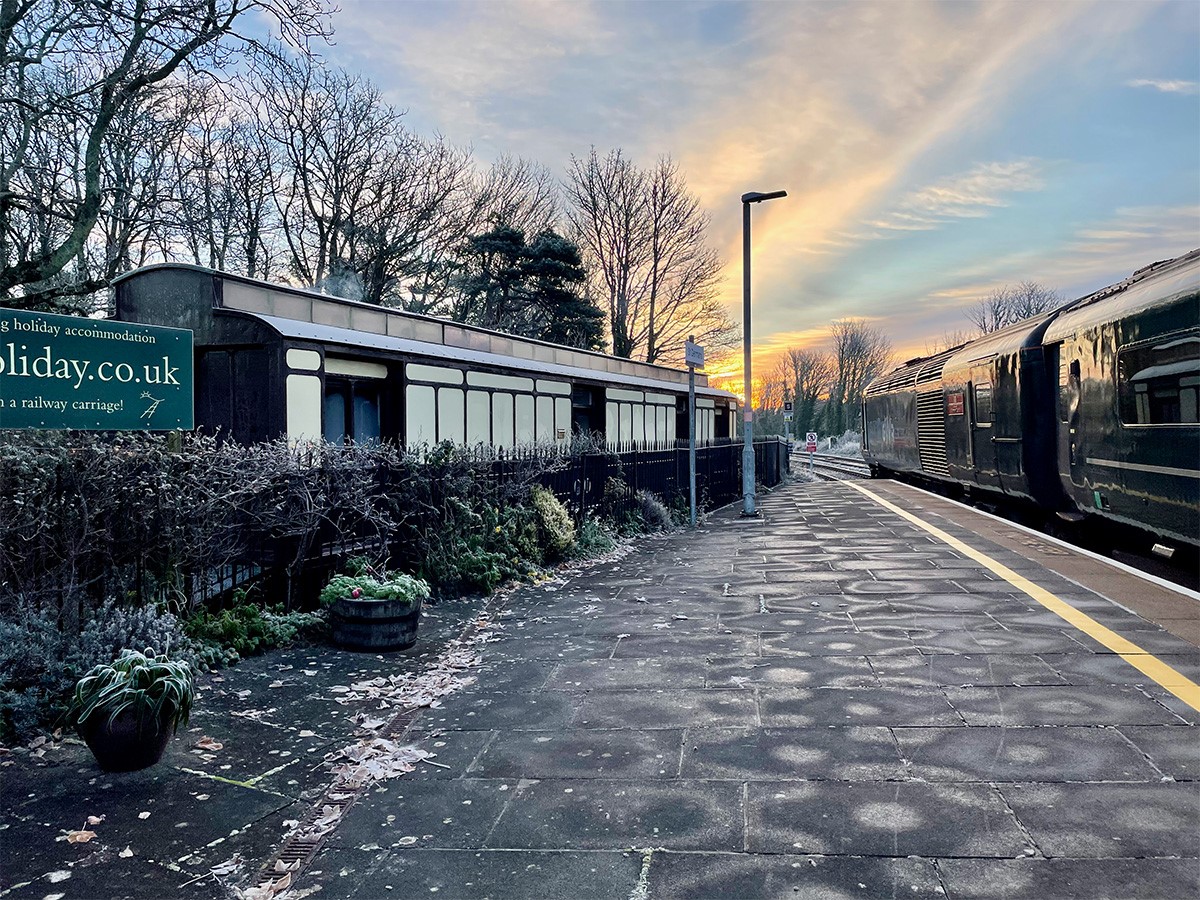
[137,811,151,820]
[119,846,133,858]
[66,830,96,843]
[298,730,316,738]
[273,858,302,873]
[195,737,223,751]
[268,681,284,689]
[195,794,210,801]
[85,815,105,825]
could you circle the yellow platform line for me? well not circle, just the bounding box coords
[845,481,1200,712]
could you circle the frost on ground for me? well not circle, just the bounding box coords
[826,430,863,457]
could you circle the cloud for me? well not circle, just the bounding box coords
[1126,78,1200,95]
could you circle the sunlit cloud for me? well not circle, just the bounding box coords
[1126,78,1200,95]
[320,0,1192,391]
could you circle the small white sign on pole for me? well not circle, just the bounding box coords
[684,340,705,369]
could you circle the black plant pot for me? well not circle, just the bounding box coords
[78,708,175,772]
[329,596,422,651]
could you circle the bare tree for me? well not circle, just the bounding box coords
[564,148,734,364]
[966,281,1062,334]
[165,79,282,280]
[923,328,974,356]
[0,0,332,310]
[258,56,476,306]
[827,319,893,434]
[776,348,835,439]
[476,155,560,235]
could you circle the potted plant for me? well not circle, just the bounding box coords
[68,648,195,772]
[321,560,430,652]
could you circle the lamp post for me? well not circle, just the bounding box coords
[740,189,787,517]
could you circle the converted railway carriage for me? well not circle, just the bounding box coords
[863,249,1200,552]
[112,264,738,450]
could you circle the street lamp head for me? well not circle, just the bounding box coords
[741,190,787,204]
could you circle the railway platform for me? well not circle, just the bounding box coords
[2,476,1198,899]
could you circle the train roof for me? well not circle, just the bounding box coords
[113,263,736,401]
[866,248,1200,396]
[248,312,736,400]
[1042,248,1200,343]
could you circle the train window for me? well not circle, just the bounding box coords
[469,371,534,392]
[352,391,381,443]
[606,402,619,448]
[516,394,535,444]
[287,374,323,441]
[1118,332,1200,425]
[492,392,515,450]
[973,383,993,423]
[555,397,571,442]
[538,395,555,442]
[438,388,465,444]
[407,363,463,385]
[619,403,633,448]
[405,384,436,445]
[634,405,647,448]
[466,390,490,445]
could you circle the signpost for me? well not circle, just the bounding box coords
[685,337,705,528]
[805,431,818,474]
[0,307,193,431]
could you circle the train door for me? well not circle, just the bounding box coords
[969,361,1001,489]
[1059,352,1085,488]
[993,353,1026,495]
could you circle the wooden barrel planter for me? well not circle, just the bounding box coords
[329,596,422,651]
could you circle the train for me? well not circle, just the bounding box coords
[111,264,739,451]
[862,248,1200,557]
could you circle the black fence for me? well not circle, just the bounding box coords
[501,437,791,523]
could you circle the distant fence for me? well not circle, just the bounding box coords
[490,437,790,523]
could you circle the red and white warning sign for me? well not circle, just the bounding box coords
[805,432,818,453]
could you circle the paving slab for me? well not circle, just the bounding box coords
[1000,781,1200,857]
[309,847,642,899]
[937,857,1200,900]
[547,657,709,690]
[943,684,1186,726]
[870,652,1067,687]
[746,780,1032,857]
[467,728,684,779]
[1117,724,1200,780]
[482,778,744,851]
[574,688,758,728]
[680,726,905,781]
[704,654,877,688]
[894,725,1164,782]
[758,685,962,726]
[645,851,944,900]
[325,777,514,850]
[762,630,915,657]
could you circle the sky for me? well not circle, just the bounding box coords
[302,0,1199,384]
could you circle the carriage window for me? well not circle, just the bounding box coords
[1119,332,1200,425]
[538,395,556,443]
[492,392,515,450]
[405,384,436,446]
[973,383,993,423]
[555,397,571,443]
[466,390,490,445]
[327,378,382,444]
[516,394,535,445]
[438,388,465,444]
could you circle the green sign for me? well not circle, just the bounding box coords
[0,308,193,431]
